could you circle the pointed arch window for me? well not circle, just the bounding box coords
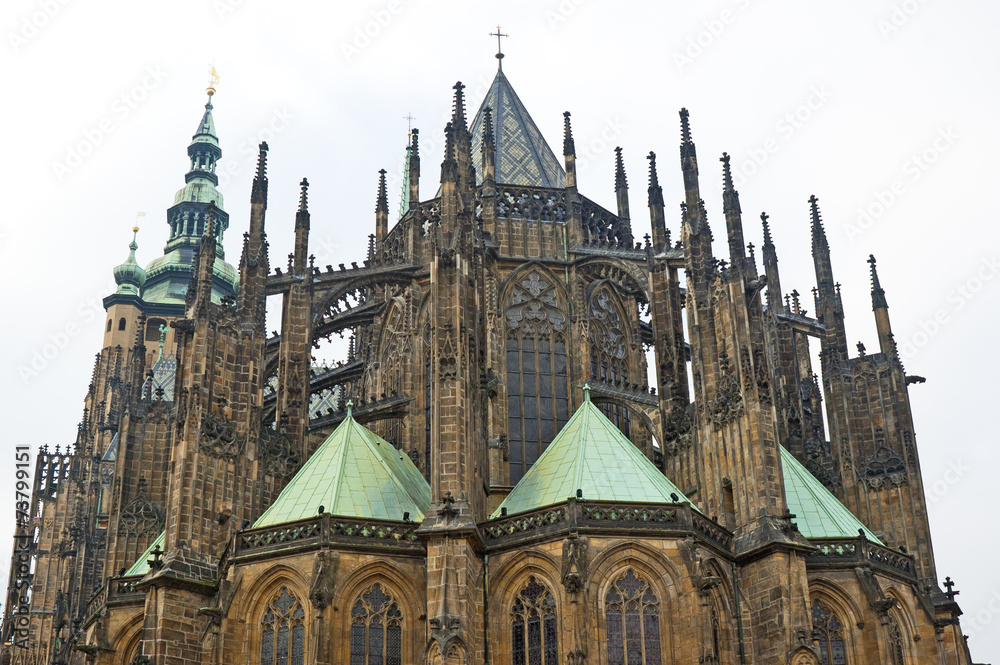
[260,588,306,665]
[811,600,847,665]
[350,583,403,665]
[604,569,662,665]
[887,615,905,665]
[504,271,570,483]
[510,576,558,665]
[588,284,631,438]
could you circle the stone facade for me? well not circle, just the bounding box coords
[0,64,982,665]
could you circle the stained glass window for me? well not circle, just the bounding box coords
[260,588,305,665]
[604,570,661,665]
[504,271,570,483]
[887,616,905,665]
[350,583,403,665]
[811,601,847,665]
[511,577,557,665]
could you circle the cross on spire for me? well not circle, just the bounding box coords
[403,113,416,135]
[490,25,508,69]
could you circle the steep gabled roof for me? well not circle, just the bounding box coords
[469,69,566,189]
[492,388,690,518]
[780,445,881,543]
[254,409,430,527]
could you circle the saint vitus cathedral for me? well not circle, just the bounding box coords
[0,48,984,665]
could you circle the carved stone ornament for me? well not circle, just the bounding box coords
[709,353,744,428]
[589,286,627,361]
[803,436,841,490]
[118,496,164,538]
[308,550,338,609]
[663,404,693,456]
[260,427,300,479]
[561,535,588,594]
[199,411,246,460]
[505,271,566,336]
[861,446,907,490]
[439,324,458,381]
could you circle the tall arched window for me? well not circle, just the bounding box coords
[118,317,127,331]
[589,284,631,438]
[260,588,305,665]
[605,569,662,665]
[504,270,570,483]
[811,600,847,665]
[510,577,558,665]
[887,615,905,665]
[350,583,402,665]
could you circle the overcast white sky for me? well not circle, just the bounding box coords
[1,0,998,658]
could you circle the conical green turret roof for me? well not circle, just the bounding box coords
[254,406,430,527]
[492,387,690,518]
[779,445,881,542]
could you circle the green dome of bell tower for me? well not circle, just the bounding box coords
[140,86,238,311]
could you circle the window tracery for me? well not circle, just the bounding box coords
[504,270,570,483]
[511,577,558,665]
[260,588,305,665]
[604,569,661,665]
[349,583,403,665]
[811,600,848,665]
[589,285,631,437]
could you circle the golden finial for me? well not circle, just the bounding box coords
[206,65,220,97]
[132,225,139,234]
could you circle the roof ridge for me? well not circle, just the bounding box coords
[779,445,880,542]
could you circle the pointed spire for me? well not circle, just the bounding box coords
[481,108,496,187]
[441,121,457,184]
[252,142,269,206]
[678,108,705,238]
[720,152,746,265]
[407,128,420,211]
[375,169,388,243]
[810,195,835,295]
[647,151,662,205]
[298,177,310,213]
[452,81,467,131]
[615,146,628,190]
[614,146,630,222]
[190,202,219,313]
[647,152,667,251]
[563,111,575,157]
[563,111,577,189]
[760,212,783,312]
[868,254,894,356]
[868,254,888,310]
[376,170,388,213]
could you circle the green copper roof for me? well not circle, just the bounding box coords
[113,228,147,295]
[254,409,430,527]
[469,68,566,189]
[124,530,164,577]
[780,446,881,543]
[493,388,690,518]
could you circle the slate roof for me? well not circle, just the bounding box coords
[780,445,881,543]
[469,68,566,189]
[254,409,430,527]
[492,388,690,518]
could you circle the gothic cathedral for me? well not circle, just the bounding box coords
[0,55,982,665]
